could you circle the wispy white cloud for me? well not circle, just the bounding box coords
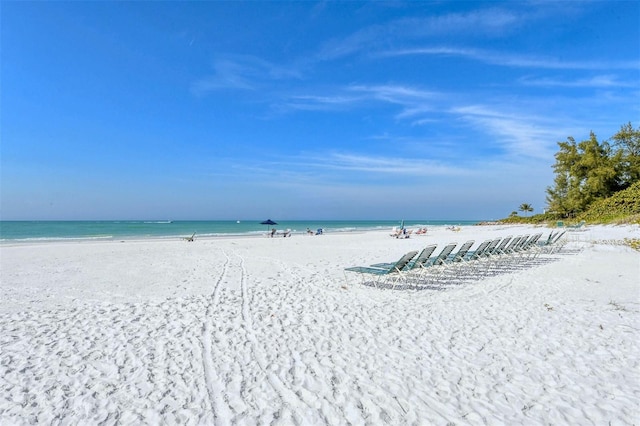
[348,84,439,103]
[277,81,583,162]
[279,94,363,111]
[191,60,255,93]
[380,46,640,70]
[316,8,522,61]
[219,150,472,182]
[399,8,520,38]
[519,74,637,88]
[277,84,440,115]
[450,105,562,159]
[348,84,442,124]
[191,55,302,95]
[310,152,469,177]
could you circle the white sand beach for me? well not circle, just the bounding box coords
[1,224,639,424]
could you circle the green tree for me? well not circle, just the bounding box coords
[546,137,581,217]
[546,132,619,217]
[519,203,533,216]
[610,122,640,188]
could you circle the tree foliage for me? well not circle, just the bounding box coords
[546,123,640,218]
[610,122,640,187]
[519,203,533,216]
[577,180,640,224]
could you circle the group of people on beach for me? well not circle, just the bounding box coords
[270,228,291,237]
[390,227,428,238]
[266,228,324,237]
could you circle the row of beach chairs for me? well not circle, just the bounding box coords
[344,231,567,290]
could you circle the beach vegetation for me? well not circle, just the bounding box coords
[576,180,640,224]
[623,238,640,252]
[545,123,639,219]
[519,203,534,217]
[500,122,640,226]
[501,180,640,225]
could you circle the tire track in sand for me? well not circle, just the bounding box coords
[201,249,233,423]
[234,252,321,424]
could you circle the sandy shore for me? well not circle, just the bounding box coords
[1,224,639,424]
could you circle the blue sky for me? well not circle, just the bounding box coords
[2,1,638,220]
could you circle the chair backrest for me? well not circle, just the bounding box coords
[494,236,512,253]
[503,236,522,253]
[452,240,475,262]
[552,230,566,243]
[483,238,502,256]
[543,232,556,245]
[411,245,438,269]
[468,240,491,260]
[514,235,530,251]
[524,233,542,249]
[433,243,457,265]
[391,250,419,272]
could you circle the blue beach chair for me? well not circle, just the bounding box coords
[344,250,418,289]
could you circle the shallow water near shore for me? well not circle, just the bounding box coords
[0,219,481,242]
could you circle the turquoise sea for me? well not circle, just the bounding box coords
[0,220,481,242]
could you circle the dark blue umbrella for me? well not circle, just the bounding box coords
[260,219,278,234]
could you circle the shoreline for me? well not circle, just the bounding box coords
[0,228,375,247]
[0,219,484,243]
[0,221,580,247]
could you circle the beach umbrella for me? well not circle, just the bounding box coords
[260,219,277,232]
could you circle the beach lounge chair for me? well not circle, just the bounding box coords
[425,241,476,282]
[464,240,492,262]
[521,233,542,252]
[371,245,437,271]
[566,220,586,230]
[406,244,439,272]
[424,243,457,268]
[344,250,418,289]
[538,230,567,254]
[183,232,196,242]
[415,243,457,282]
[466,238,504,274]
[369,245,439,288]
[490,236,513,256]
[510,234,544,258]
[449,240,475,263]
[540,232,557,246]
[489,235,528,267]
[499,236,522,256]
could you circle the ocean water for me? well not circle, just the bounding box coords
[0,220,481,242]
